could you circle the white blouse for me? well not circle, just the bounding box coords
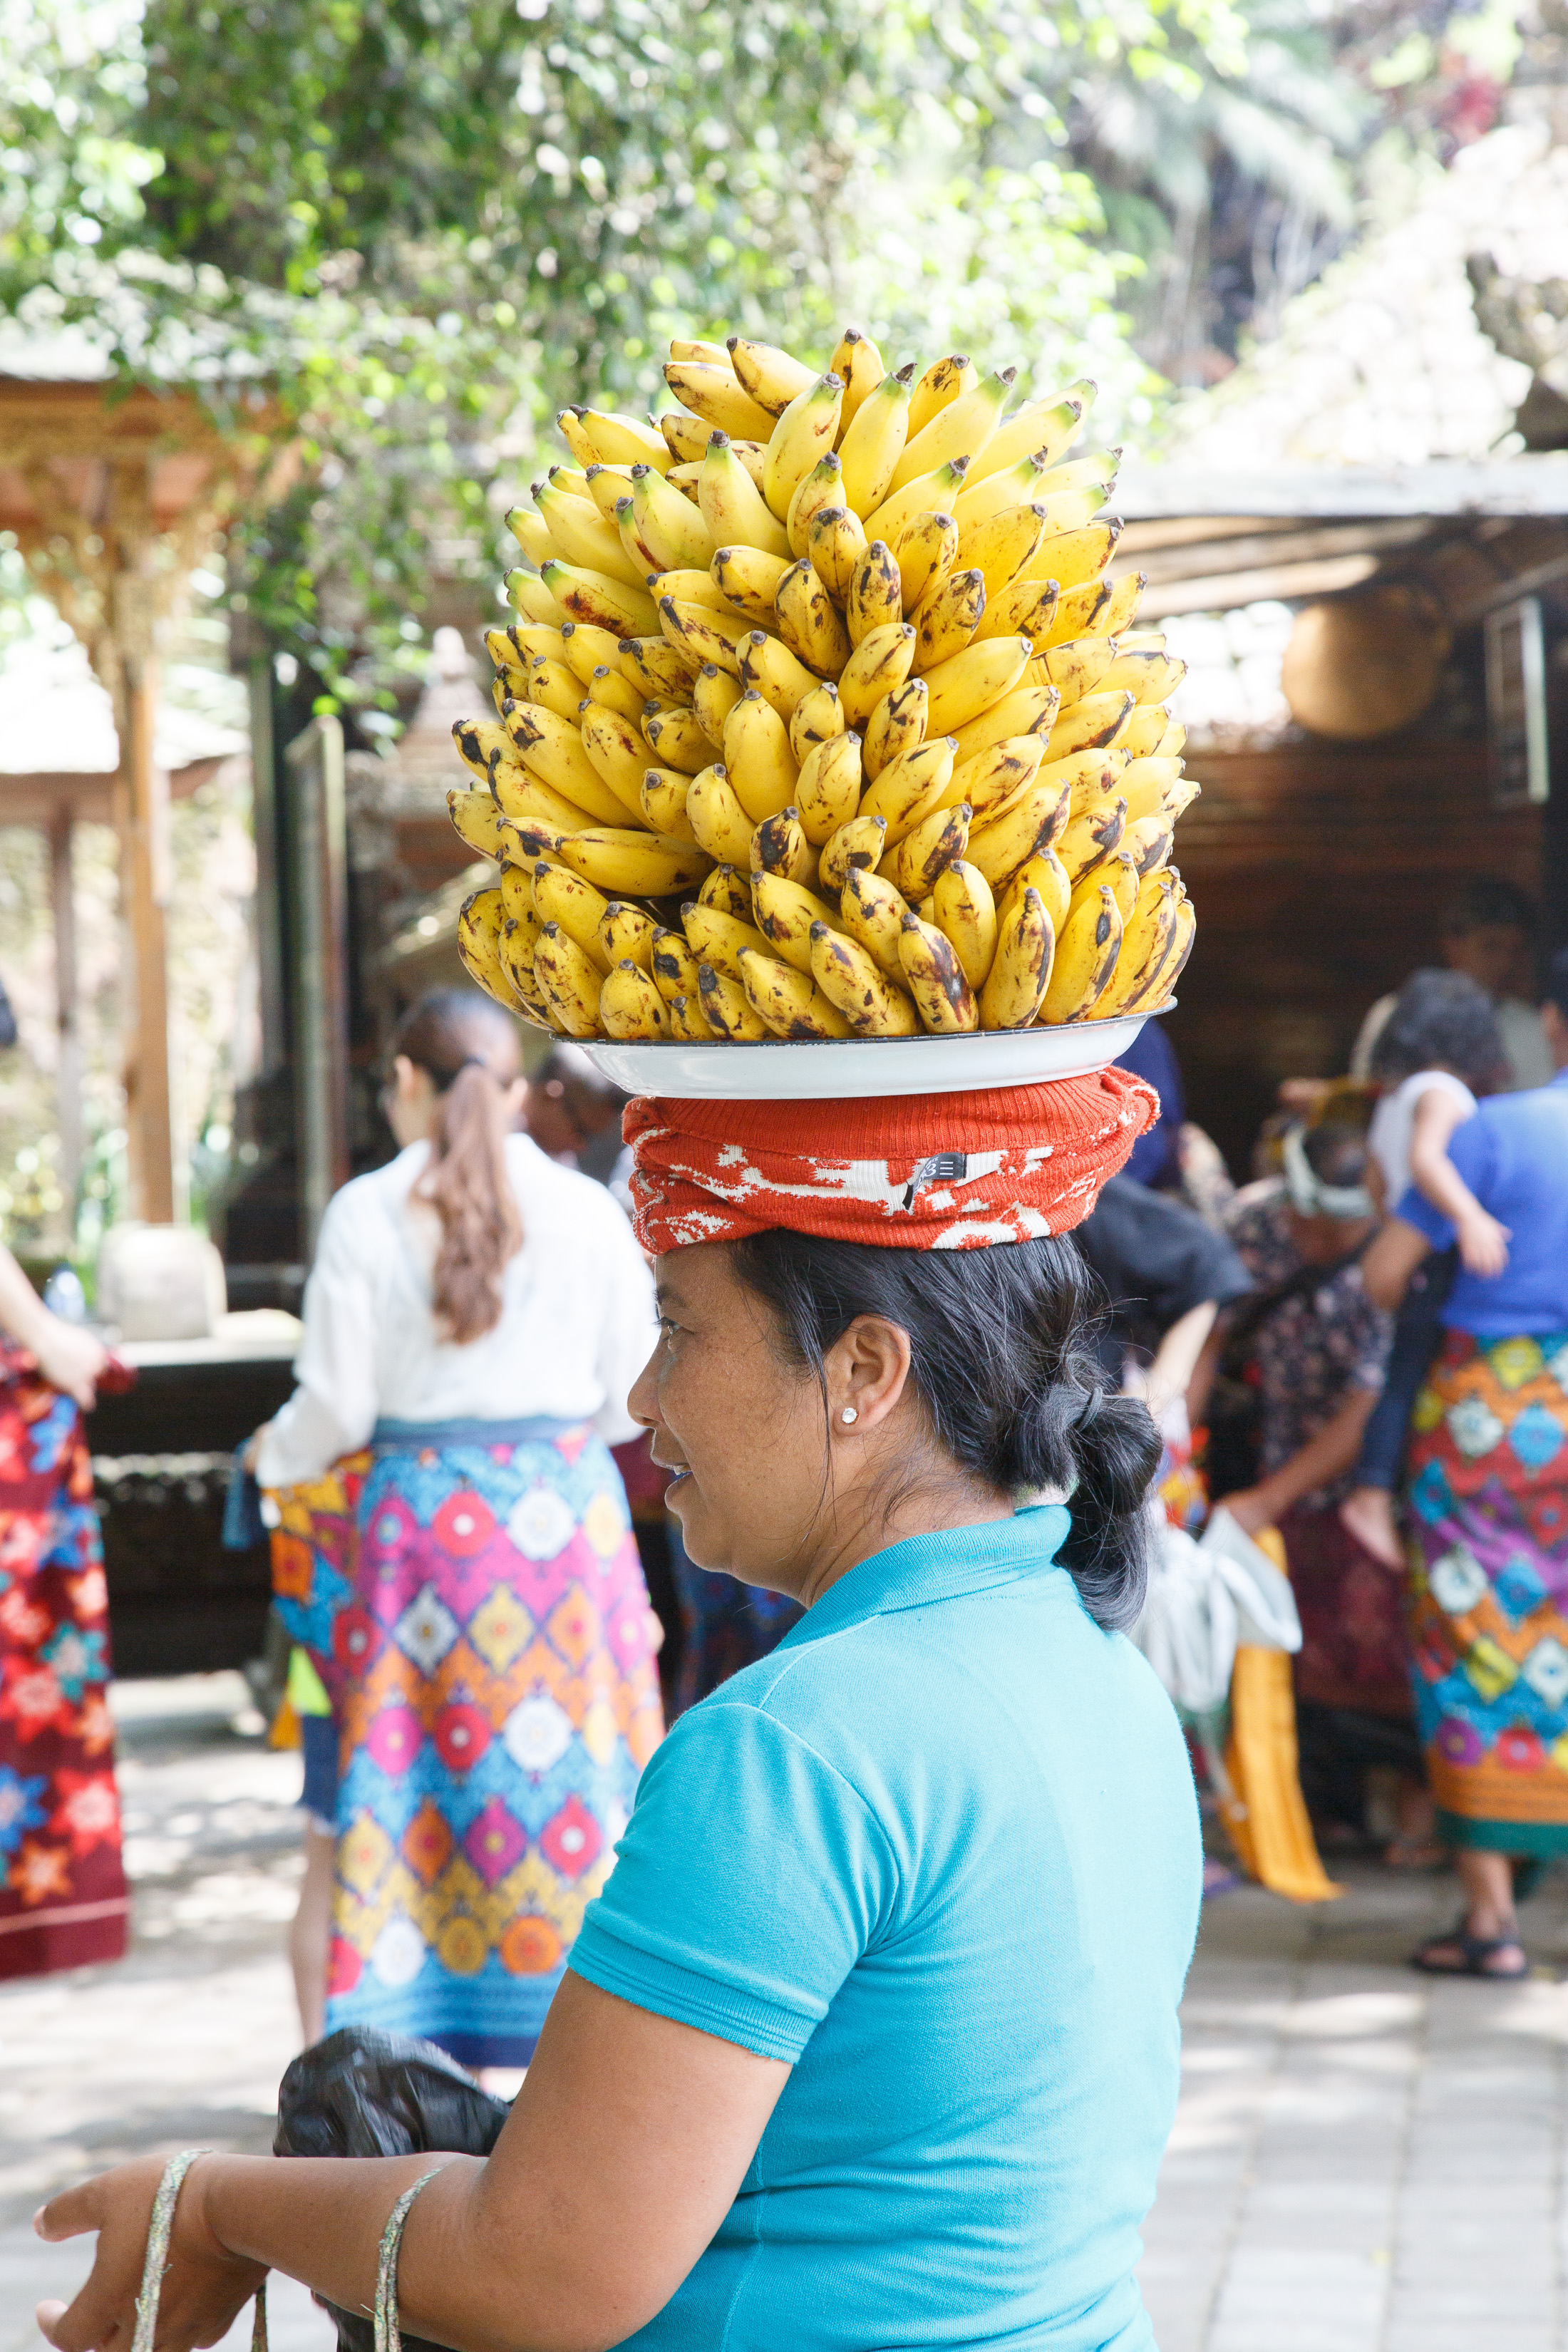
[255,1135,657,1490]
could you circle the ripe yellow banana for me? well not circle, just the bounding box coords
[537,482,649,588]
[838,622,917,726]
[831,326,887,426]
[664,360,775,442]
[1034,578,1113,646]
[490,776,578,851]
[601,903,659,971]
[789,679,845,761]
[1063,748,1133,819]
[659,410,717,465]
[837,362,915,517]
[1043,690,1135,762]
[685,764,758,866]
[447,788,507,861]
[1121,813,1173,879]
[820,810,889,894]
[862,676,928,779]
[948,684,1056,768]
[670,338,731,366]
[1089,569,1144,636]
[1034,448,1120,500]
[723,692,799,822]
[889,366,1014,492]
[1120,758,1187,827]
[1118,703,1172,758]
[600,961,670,1039]
[787,453,846,559]
[1097,647,1186,703]
[580,703,660,815]
[964,390,1084,483]
[1001,847,1072,937]
[907,354,976,437]
[750,808,817,887]
[555,410,596,469]
[698,433,791,559]
[576,408,671,472]
[753,872,839,974]
[505,569,569,628]
[632,463,716,572]
[660,596,745,679]
[978,579,1060,648]
[583,464,636,520]
[863,458,970,552]
[1013,520,1120,597]
[1028,635,1119,703]
[889,507,960,614]
[912,567,986,672]
[639,767,698,842]
[949,455,1051,536]
[535,921,604,1038]
[957,502,1049,599]
[683,900,771,984]
[882,800,969,899]
[693,661,745,746]
[532,862,614,971]
[739,947,851,1039]
[619,635,698,699]
[846,540,903,649]
[586,664,646,723]
[505,705,638,825]
[500,861,540,929]
[539,559,659,639]
[738,629,820,721]
[807,505,868,603]
[935,734,1045,821]
[795,731,864,845]
[1039,884,1121,1025]
[1098,872,1179,1016]
[899,911,979,1033]
[667,991,717,1040]
[641,705,709,775]
[710,544,793,628]
[932,860,998,989]
[1157,893,1197,999]
[698,962,769,1040]
[524,655,582,722]
[1079,850,1138,923]
[544,463,596,504]
[1058,796,1127,883]
[650,926,703,1004]
[505,505,552,567]
[763,373,843,520]
[840,865,912,983]
[698,864,755,920]
[922,636,1035,735]
[859,738,956,842]
[456,887,523,1014]
[556,828,711,897]
[1153,717,1186,757]
[775,558,852,676]
[809,922,919,1036]
[964,774,1073,892]
[980,885,1054,1030]
[499,912,548,1021]
[727,335,816,418]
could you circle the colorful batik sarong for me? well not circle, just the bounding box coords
[275,1418,663,2068]
[1405,1327,1568,1856]
[0,1344,127,1977]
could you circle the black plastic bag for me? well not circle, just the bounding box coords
[274,2026,511,2351]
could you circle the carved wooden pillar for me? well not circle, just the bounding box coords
[113,572,176,1224]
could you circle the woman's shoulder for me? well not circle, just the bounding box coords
[505,1135,639,1237]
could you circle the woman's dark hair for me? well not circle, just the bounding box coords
[1369,967,1505,1092]
[393,989,522,1346]
[731,1228,1162,1634]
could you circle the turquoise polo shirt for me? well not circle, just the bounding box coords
[569,1505,1201,2350]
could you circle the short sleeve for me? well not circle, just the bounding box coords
[569,1696,897,2061]
[1393,1105,1495,1254]
[255,1184,382,1487]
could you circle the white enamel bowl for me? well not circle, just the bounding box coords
[583,1004,1171,1101]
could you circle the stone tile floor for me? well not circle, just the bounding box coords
[8,1676,1568,2349]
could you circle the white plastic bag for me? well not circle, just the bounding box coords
[1133,1503,1301,1716]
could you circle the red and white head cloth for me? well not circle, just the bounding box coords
[623,1070,1157,1255]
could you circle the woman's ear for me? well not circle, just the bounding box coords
[825,1314,913,1434]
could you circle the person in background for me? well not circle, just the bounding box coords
[527,1043,634,1202]
[1116,1018,1185,1192]
[1340,971,1508,1570]
[1351,876,1552,1093]
[0,1244,128,1979]
[254,989,661,2068]
[1197,1121,1428,1857]
[1361,947,1568,1977]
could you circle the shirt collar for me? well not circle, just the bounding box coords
[778,1503,1073,1649]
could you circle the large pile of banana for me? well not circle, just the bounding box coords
[449,327,1196,1044]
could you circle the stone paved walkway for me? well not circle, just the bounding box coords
[10,1676,1568,2349]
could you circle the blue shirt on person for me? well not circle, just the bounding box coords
[1396,1067,1568,1336]
[569,1505,1202,2351]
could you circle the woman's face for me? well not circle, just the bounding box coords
[627,1242,922,1598]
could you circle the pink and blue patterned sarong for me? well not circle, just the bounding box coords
[273,1417,663,2067]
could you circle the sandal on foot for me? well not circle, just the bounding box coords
[1410,1916,1528,1979]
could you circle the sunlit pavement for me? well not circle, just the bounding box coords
[9,1678,1568,2351]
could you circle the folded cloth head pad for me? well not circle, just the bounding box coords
[624,1068,1158,1255]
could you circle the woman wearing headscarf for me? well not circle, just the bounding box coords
[38,1070,1202,2352]
[253,987,661,2071]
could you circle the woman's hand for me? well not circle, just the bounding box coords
[242,1420,272,1475]
[32,1319,109,1412]
[1215,1485,1280,1538]
[34,2154,265,2352]
[1455,1206,1511,1280]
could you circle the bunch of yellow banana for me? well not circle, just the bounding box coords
[448,326,1197,1041]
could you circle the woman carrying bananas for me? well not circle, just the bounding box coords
[244,987,661,2077]
[38,1071,1204,2352]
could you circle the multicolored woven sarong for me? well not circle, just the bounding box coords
[0,1346,127,1977]
[1406,1328,1568,1856]
[271,1420,664,2067]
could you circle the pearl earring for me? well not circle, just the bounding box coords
[841,1406,858,1424]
